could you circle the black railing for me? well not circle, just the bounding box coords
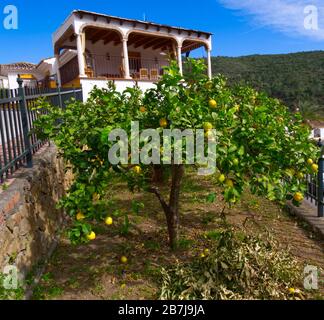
[305,156,324,217]
[0,78,82,184]
[85,54,168,80]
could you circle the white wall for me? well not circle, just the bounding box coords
[80,78,156,102]
[8,73,19,90]
[6,73,42,90]
[0,77,9,89]
[311,128,324,140]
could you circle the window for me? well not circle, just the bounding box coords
[314,128,321,138]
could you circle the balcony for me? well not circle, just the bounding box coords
[84,54,168,81]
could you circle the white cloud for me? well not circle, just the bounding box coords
[219,0,324,40]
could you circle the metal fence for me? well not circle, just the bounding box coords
[0,77,82,184]
[305,157,324,217]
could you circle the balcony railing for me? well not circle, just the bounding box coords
[85,54,169,81]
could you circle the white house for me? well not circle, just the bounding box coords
[52,10,213,100]
[0,75,8,89]
[0,59,57,90]
[308,120,324,141]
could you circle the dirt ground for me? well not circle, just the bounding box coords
[31,173,324,300]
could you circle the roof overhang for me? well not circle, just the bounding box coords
[53,10,213,54]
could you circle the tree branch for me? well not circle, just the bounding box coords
[148,186,170,216]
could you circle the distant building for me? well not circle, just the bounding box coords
[307,120,324,141]
[0,59,57,90]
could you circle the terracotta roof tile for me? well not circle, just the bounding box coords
[0,62,36,71]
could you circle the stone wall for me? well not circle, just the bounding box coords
[0,144,71,278]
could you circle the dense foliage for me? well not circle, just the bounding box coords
[160,228,304,300]
[211,51,324,116]
[33,59,317,249]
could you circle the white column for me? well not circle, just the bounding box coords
[76,33,86,77]
[177,46,183,76]
[55,54,62,86]
[207,49,212,79]
[122,38,131,79]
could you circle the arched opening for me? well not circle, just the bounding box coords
[83,26,124,78]
[126,32,178,80]
[181,39,210,77]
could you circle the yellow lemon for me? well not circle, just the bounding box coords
[293,192,303,202]
[218,174,226,183]
[120,256,128,264]
[87,231,96,241]
[92,193,100,202]
[140,106,147,113]
[296,172,304,179]
[105,217,113,226]
[311,164,318,172]
[225,179,234,188]
[159,118,168,128]
[204,249,210,255]
[76,212,86,221]
[288,288,295,294]
[233,104,240,112]
[133,166,142,174]
[307,159,314,165]
[203,122,213,131]
[209,99,217,109]
[200,253,206,258]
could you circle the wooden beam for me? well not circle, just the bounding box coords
[127,35,142,46]
[69,33,76,43]
[103,33,120,45]
[152,39,171,50]
[91,30,109,44]
[133,36,151,48]
[182,42,203,53]
[134,38,151,48]
[85,28,98,39]
[143,37,165,49]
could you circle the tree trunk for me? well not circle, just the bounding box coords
[152,165,164,184]
[167,164,184,249]
[148,164,184,250]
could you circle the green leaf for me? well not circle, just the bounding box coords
[206,193,217,203]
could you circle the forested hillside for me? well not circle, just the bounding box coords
[211,51,324,116]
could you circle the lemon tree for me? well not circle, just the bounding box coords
[34,59,317,249]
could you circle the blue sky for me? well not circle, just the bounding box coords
[0,0,323,63]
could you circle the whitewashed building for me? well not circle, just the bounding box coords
[308,120,324,141]
[52,10,213,100]
[0,60,57,90]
